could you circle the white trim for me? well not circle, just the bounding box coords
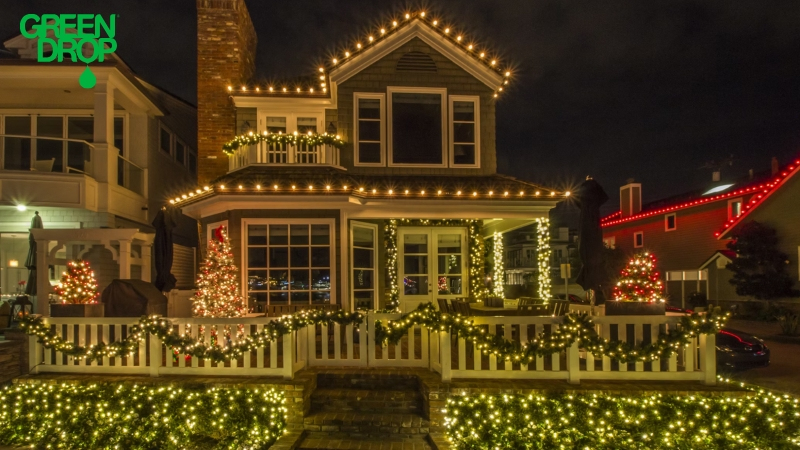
[328,20,503,89]
[257,112,324,136]
[398,226,468,310]
[350,221,379,311]
[240,218,337,306]
[448,95,480,168]
[664,213,676,232]
[727,197,743,221]
[353,92,386,167]
[633,231,643,248]
[387,86,447,168]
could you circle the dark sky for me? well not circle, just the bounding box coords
[4,1,800,211]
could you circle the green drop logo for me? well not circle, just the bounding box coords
[79,66,96,89]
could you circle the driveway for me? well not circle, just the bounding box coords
[721,319,800,395]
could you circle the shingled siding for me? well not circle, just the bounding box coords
[336,37,497,176]
[202,210,343,308]
[197,0,257,185]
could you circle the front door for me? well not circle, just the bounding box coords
[398,227,467,311]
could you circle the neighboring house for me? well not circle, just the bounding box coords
[601,157,800,306]
[0,27,198,312]
[174,1,565,313]
[505,226,574,285]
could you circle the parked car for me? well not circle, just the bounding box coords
[665,304,694,314]
[553,293,587,304]
[716,328,770,369]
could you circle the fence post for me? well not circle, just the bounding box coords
[439,331,451,382]
[282,331,295,380]
[28,334,40,375]
[149,334,161,377]
[566,341,580,384]
[702,332,716,386]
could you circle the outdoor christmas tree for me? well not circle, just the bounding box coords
[612,251,664,302]
[55,260,99,304]
[191,226,247,318]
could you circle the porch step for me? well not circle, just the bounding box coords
[316,371,420,391]
[302,411,430,438]
[298,431,432,449]
[311,388,422,414]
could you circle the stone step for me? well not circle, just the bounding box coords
[298,431,432,449]
[316,371,420,391]
[303,412,430,438]
[311,388,422,414]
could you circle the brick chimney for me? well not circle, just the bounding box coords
[196,0,257,185]
[620,180,642,218]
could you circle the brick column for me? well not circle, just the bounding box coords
[196,0,257,185]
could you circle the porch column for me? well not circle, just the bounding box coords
[118,239,131,279]
[141,244,152,282]
[35,239,51,316]
[92,81,116,185]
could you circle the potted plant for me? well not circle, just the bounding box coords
[605,252,666,316]
[50,260,103,317]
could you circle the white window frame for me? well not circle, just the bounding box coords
[664,213,676,232]
[634,231,644,248]
[387,86,448,168]
[728,198,743,220]
[241,218,337,306]
[258,112,324,135]
[353,92,386,167]
[350,221,379,310]
[448,95,480,168]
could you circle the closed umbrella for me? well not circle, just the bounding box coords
[24,211,44,295]
[574,177,609,299]
[152,207,177,292]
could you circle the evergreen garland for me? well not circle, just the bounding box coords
[374,303,727,364]
[20,309,364,364]
[222,132,345,155]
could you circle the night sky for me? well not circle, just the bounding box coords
[3,1,800,211]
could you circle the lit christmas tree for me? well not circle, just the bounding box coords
[613,252,664,302]
[191,226,247,318]
[55,260,99,304]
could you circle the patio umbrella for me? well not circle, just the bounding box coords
[24,211,44,295]
[574,177,609,295]
[152,207,177,292]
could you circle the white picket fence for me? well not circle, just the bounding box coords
[26,313,716,385]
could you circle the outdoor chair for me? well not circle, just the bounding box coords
[453,299,471,316]
[437,298,451,313]
[33,158,55,172]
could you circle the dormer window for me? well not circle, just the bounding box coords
[450,96,480,166]
[388,87,446,167]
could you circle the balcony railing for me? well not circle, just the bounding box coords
[229,141,341,172]
[118,154,145,196]
[1,134,94,176]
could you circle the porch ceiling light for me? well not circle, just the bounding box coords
[16,204,26,211]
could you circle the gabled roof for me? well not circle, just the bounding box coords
[699,250,736,270]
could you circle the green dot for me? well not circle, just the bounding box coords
[79,66,96,89]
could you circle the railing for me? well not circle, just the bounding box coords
[117,154,145,196]
[1,134,94,176]
[228,141,340,172]
[27,312,716,385]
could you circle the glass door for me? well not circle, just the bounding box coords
[350,222,378,311]
[399,227,467,310]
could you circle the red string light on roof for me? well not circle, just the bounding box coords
[601,159,800,229]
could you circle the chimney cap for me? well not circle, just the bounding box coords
[625,178,635,184]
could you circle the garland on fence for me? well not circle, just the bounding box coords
[19,309,364,364]
[374,303,728,364]
[222,132,345,155]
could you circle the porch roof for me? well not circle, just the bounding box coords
[170,167,567,208]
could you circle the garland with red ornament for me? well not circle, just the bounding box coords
[54,260,99,304]
[613,251,664,302]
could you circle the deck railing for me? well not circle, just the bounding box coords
[27,311,716,384]
[228,141,340,171]
[1,134,95,176]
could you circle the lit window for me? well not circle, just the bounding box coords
[729,200,742,219]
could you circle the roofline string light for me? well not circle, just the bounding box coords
[600,159,800,233]
[169,185,568,205]
[225,10,513,98]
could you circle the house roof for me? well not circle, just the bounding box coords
[169,166,565,207]
[699,250,736,270]
[228,10,512,98]
[601,157,800,232]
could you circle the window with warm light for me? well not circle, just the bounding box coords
[728,198,743,220]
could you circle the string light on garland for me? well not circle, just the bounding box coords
[55,260,99,304]
[613,251,665,302]
[221,131,344,155]
[492,231,504,297]
[535,218,552,300]
[443,383,800,449]
[385,219,399,311]
[0,383,287,449]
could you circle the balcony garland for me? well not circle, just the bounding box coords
[221,132,345,155]
[19,309,363,364]
[374,303,728,364]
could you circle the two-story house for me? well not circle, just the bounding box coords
[0,26,198,313]
[172,1,566,313]
[602,157,800,307]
